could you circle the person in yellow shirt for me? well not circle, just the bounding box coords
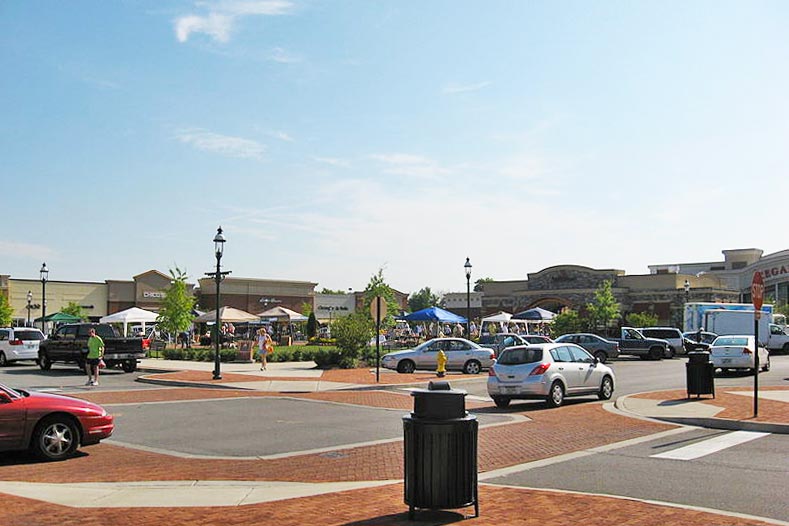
[86,328,104,386]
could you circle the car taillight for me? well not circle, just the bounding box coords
[529,362,550,376]
[614,342,619,351]
[9,339,23,346]
[489,350,496,360]
[742,347,752,355]
[142,339,151,350]
[488,365,496,376]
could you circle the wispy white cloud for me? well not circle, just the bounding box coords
[268,46,302,63]
[369,153,451,180]
[312,156,350,168]
[442,81,492,94]
[272,130,294,142]
[176,128,265,159]
[174,1,294,43]
[0,241,57,261]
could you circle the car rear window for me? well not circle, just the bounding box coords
[497,348,542,365]
[713,336,748,346]
[13,330,45,341]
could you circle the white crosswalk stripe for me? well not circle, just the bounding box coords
[651,431,770,461]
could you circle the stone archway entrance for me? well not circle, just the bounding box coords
[528,297,570,314]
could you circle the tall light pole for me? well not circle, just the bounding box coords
[684,279,690,303]
[464,257,472,337]
[40,263,49,333]
[205,227,230,380]
[26,291,32,326]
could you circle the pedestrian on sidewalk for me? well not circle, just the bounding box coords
[257,328,273,370]
[85,328,104,386]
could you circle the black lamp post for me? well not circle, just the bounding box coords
[205,227,230,380]
[26,291,33,326]
[464,257,472,337]
[40,263,48,333]
[684,279,690,303]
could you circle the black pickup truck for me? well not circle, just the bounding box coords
[38,323,147,373]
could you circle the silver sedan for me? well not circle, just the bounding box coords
[381,338,496,374]
[487,343,615,408]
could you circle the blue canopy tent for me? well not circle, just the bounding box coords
[402,306,467,323]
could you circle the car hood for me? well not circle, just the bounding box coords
[21,389,108,415]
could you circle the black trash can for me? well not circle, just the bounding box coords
[403,381,478,520]
[686,351,715,399]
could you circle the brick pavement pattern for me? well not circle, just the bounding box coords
[0,484,775,526]
[632,386,788,423]
[145,367,442,385]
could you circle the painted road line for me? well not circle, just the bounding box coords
[651,430,770,461]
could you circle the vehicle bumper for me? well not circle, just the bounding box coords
[7,349,38,361]
[80,415,115,446]
[711,356,754,369]
[487,376,550,398]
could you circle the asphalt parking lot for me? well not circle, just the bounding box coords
[108,395,514,458]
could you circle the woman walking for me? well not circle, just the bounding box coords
[257,328,273,370]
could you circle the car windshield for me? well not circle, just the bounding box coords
[478,335,495,345]
[497,347,543,365]
[713,336,748,347]
[0,384,22,399]
[14,330,45,341]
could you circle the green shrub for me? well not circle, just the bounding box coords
[219,349,238,362]
[332,313,372,364]
[312,348,342,368]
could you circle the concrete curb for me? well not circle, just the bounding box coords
[615,394,789,435]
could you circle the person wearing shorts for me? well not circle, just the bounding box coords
[86,328,104,386]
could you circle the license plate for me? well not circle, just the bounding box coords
[722,359,732,364]
[503,386,517,393]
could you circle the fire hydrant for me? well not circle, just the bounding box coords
[436,349,447,377]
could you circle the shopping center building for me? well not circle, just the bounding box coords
[2,247,786,328]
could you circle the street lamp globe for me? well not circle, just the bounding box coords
[464,257,472,337]
[214,227,226,257]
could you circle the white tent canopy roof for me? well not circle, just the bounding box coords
[100,307,160,336]
[194,307,260,323]
[480,311,513,323]
[256,306,308,322]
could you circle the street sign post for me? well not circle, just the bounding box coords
[370,296,387,382]
[751,272,764,417]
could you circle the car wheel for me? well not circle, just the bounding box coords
[493,396,511,408]
[762,357,771,372]
[38,354,52,371]
[545,381,564,408]
[598,376,614,400]
[664,347,676,359]
[649,346,664,360]
[31,415,80,461]
[463,360,482,375]
[122,360,137,373]
[397,360,416,374]
[593,351,607,364]
[0,352,7,367]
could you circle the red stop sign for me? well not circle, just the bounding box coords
[752,272,765,311]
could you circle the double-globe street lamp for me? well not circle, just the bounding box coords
[26,291,33,326]
[464,257,472,337]
[205,227,230,380]
[40,263,48,333]
[684,279,690,303]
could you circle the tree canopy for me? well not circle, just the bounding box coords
[61,301,87,321]
[0,295,13,327]
[408,287,441,312]
[156,266,196,336]
[585,280,620,332]
[362,268,400,327]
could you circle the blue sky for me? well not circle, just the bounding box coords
[2,1,788,294]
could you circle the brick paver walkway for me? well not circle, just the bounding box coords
[632,386,788,423]
[0,483,775,526]
[144,367,442,386]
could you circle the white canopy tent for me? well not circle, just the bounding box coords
[256,306,308,322]
[100,307,159,336]
[479,311,530,334]
[193,307,260,323]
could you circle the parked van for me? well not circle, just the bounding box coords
[638,327,685,356]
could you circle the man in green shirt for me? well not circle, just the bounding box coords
[86,328,104,386]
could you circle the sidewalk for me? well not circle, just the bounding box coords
[1,359,786,525]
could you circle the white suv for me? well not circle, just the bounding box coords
[638,327,684,357]
[0,327,46,366]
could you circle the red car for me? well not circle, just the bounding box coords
[0,383,114,461]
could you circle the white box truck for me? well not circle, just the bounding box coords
[703,309,770,346]
[684,302,774,333]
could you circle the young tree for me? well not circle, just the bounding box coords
[626,311,659,328]
[0,294,13,327]
[551,309,583,336]
[363,268,400,327]
[473,277,494,292]
[320,288,349,294]
[61,301,87,321]
[408,287,440,312]
[332,313,372,368]
[156,266,196,339]
[306,311,319,338]
[585,280,620,333]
